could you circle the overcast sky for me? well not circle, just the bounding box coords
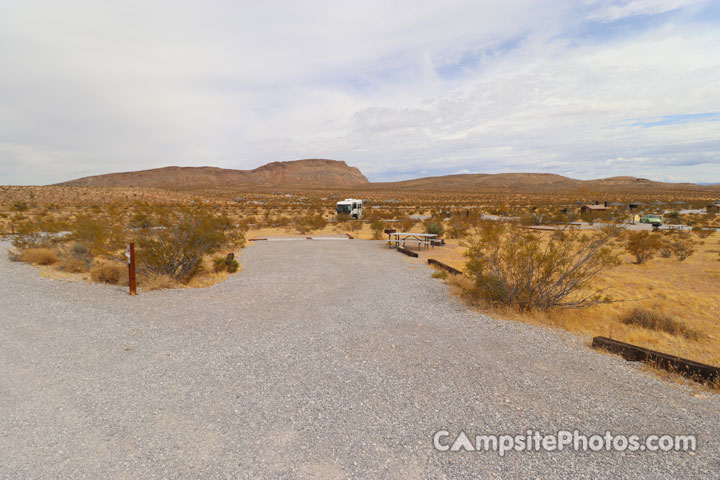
[1,0,719,185]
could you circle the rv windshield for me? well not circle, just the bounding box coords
[337,204,351,214]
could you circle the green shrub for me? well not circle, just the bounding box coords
[71,215,113,252]
[11,200,29,212]
[71,243,89,256]
[137,208,234,282]
[431,270,449,279]
[424,221,444,237]
[213,256,240,273]
[465,224,620,311]
[625,231,662,264]
[225,258,239,273]
[370,219,386,239]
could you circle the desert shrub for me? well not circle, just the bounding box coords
[90,263,127,285]
[335,213,351,223]
[446,216,469,239]
[400,217,416,231]
[12,224,48,249]
[670,234,696,261]
[129,212,153,229]
[21,248,58,265]
[225,258,239,273]
[464,224,620,311]
[274,215,291,227]
[55,256,88,273]
[666,211,681,224]
[370,219,386,239]
[625,231,662,264]
[620,308,699,340]
[140,273,176,291]
[71,214,113,253]
[692,227,713,239]
[519,212,545,226]
[136,207,234,282]
[11,200,29,212]
[424,221,444,237]
[431,270,449,279]
[71,243,89,256]
[213,256,239,273]
[295,214,326,233]
[658,239,673,258]
[343,220,363,231]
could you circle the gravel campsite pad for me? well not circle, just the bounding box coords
[1,239,719,478]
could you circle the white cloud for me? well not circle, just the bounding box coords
[585,0,705,22]
[0,0,718,184]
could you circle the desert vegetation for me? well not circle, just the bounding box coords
[2,182,719,382]
[5,198,245,290]
[463,223,620,311]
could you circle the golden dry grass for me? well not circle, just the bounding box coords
[139,273,177,291]
[54,256,88,273]
[21,248,58,265]
[432,232,720,369]
[90,262,129,285]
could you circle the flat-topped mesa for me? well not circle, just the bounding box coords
[56,159,369,188]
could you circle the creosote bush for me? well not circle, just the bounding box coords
[136,207,238,282]
[625,231,662,264]
[370,219,386,239]
[464,224,620,311]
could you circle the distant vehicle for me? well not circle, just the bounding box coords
[639,214,662,226]
[336,198,363,219]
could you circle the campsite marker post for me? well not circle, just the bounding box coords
[126,243,137,296]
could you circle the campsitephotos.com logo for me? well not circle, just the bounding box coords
[433,429,697,457]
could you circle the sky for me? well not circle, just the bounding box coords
[1,0,719,185]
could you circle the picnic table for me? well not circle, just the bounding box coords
[387,232,438,250]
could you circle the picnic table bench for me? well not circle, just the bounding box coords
[387,232,438,251]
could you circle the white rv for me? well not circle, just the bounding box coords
[336,198,363,219]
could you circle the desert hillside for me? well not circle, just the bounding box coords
[56,159,369,189]
[53,159,719,195]
[374,172,715,193]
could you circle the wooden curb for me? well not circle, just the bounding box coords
[397,246,419,258]
[248,238,268,241]
[591,336,720,383]
[427,259,462,275]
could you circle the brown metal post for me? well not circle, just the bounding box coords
[129,243,137,296]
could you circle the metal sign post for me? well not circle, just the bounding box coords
[126,243,137,296]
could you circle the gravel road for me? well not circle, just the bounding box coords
[1,239,718,478]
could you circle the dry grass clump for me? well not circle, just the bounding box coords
[90,263,128,285]
[54,257,88,273]
[431,269,449,279]
[619,308,701,340]
[139,273,176,291]
[21,248,58,265]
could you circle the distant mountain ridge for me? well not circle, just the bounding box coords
[55,159,717,193]
[56,159,369,188]
[374,172,714,193]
